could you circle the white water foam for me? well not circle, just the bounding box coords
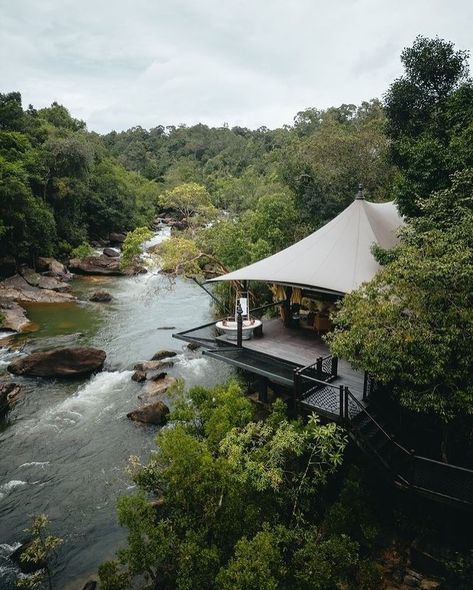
[19,461,50,469]
[27,370,134,433]
[0,480,28,501]
[0,347,23,369]
[0,543,21,556]
[143,227,171,250]
[0,331,15,341]
[177,356,211,378]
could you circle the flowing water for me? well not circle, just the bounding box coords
[0,229,232,589]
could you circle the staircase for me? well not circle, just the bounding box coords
[347,395,473,509]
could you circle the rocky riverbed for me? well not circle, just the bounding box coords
[0,227,232,590]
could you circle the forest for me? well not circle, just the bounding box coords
[2,35,473,590]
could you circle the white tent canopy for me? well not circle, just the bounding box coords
[208,198,404,295]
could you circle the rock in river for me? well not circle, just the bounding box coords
[127,400,170,425]
[0,298,33,332]
[151,350,177,361]
[89,290,113,302]
[36,256,68,277]
[0,274,75,304]
[109,232,126,244]
[69,255,123,276]
[7,347,106,377]
[133,360,174,372]
[140,373,177,400]
[0,382,24,418]
[131,370,147,382]
[103,248,120,258]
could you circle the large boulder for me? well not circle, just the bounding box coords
[0,274,75,304]
[151,350,177,361]
[131,370,147,382]
[141,373,177,401]
[0,299,33,332]
[89,290,113,302]
[103,248,120,258]
[37,275,72,292]
[69,255,123,276]
[37,257,67,276]
[127,400,170,425]
[0,382,24,418]
[19,266,41,287]
[7,347,106,377]
[109,232,126,244]
[133,360,174,372]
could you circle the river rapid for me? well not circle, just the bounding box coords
[0,229,232,589]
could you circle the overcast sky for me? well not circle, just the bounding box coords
[1,0,472,133]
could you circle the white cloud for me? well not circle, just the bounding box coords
[1,0,472,132]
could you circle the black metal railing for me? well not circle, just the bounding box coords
[345,389,473,508]
[173,299,287,349]
[296,354,338,382]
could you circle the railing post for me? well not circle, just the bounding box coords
[236,302,243,348]
[293,369,301,415]
[316,356,323,379]
[363,372,368,401]
[331,356,338,379]
[339,385,344,421]
[344,386,349,423]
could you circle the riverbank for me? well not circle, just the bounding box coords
[0,231,232,589]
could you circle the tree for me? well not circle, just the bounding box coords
[0,92,25,132]
[327,171,473,460]
[384,36,473,216]
[99,382,352,589]
[16,514,63,590]
[159,182,215,220]
[120,226,153,271]
[216,528,285,590]
[282,101,394,227]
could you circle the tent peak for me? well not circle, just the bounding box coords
[355,183,365,200]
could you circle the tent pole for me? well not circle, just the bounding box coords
[189,277,230,315]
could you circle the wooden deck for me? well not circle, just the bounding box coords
[174,318,473,508]
[216,318,365,401]
[174,318,473,510]
[246,318,363,394]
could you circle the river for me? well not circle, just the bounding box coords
[0,229,232,589]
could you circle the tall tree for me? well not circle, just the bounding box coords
[384,36,473,216]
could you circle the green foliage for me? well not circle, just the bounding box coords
[16,514,62,590]
[157,235,207,277]
[98,381,361,589]
[159,182,216,221]
[324,467,380,550]
[97,561,130,590]
[445,549,473,590]
[0,92,158,264]
[282,100,394,227]
[328,171,473,460]
[216,528,285,590]
[293,532,359,590]
[120,226,153,270]
[70,242,94,258]
[385,36,473,216]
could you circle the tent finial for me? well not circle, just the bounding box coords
[355,183,365,200]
